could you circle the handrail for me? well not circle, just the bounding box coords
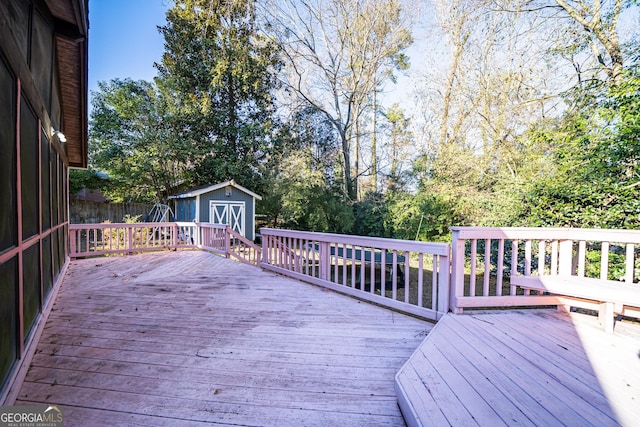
[228,227,262,266]
[260,228,450,321]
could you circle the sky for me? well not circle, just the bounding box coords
[88,0,170,96]
[87,0,426,108]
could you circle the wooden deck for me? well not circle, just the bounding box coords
[396,310,640,426]
[15,250,433,426]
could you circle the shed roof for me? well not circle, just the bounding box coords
[169,180,262,200]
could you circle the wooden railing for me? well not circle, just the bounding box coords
[228,228,262,266]
[197,223,229,256]
[260,228,450,321]
[69,222,262,267]
[68,223,640,328]
[450,227,640,326]
[69,222,198,257]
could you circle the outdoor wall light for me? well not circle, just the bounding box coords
[51,127,67,143]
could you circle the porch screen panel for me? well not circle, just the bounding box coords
[20,98,39,239]
[0,257,18,390]
[52,229,60,279]
[2,0,30,61]
[0,56,17,252]
[42,235,52,299]
[50,148,58,226]
[61,165,68,222]
[59,225,69,265]
[41,133,50,231]
[31,9,53,110]
[22,242,41,340]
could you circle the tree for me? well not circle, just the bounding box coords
[156,0,282,188]
[261,106,354,232]
[264,0,413,200]
[411,0,557,226]
[494,0,633,85]
[381,103,413,193]
[89,79,186,202]
[518,70,640,228]
[68,168,109,198]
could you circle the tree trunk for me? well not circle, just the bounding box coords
[371,87,377,193]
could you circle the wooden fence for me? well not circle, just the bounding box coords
[70,200,154,224]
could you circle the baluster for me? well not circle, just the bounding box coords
[305,239,309,275]
[392,251,398,300]
[359,247,366,291]
[558,239,573,275]
[525,240,532,276]
[429,254,435,309]
[470,239,477,297]
[381,249,386,297]
[550,240,558,275]
[496,239,504,296]
[577,241,586,277]
[510,240,518,295]
[625,243,634,283]
[342,243,347,286]
[293,238,298,272]
[404,251,410,303]
[417,253,423,308]
[538,240,545,276]
[524,239,532,295]
[600,241,609,280]
[350,245,356,287]
[370,247,376,294]
[335,244,340,284]
[484,239,491,296]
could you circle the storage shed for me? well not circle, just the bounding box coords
[169,180,262,241]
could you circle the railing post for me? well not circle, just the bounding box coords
[450,229,465,314]
[127,226,134,254]
[69,228,76,258]
[225,225,231,258]
[261,229,268,266]
[319,241,331,281]
[437,247,450,318]
[172,223,178,249]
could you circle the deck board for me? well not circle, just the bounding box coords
[396,310,640,427]
[16,251,433,426]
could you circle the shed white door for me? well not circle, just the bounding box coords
[210,201,245,237]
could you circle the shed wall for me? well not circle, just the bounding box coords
[175,198,197,222]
